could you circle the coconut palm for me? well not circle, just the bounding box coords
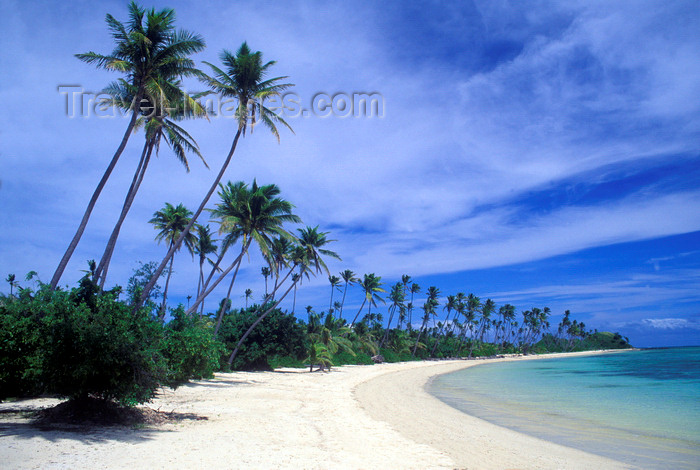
[328,275,341,317]
[227,227,339,366]
[338,269,359,318]
[412,286,440,357]
[149,202,197,318]
[261,266,271,296]
[193,224,217,306]
[93,79,208,287]
[186,180,300,336]
[51,2,205,289]
[5,274,16,297]
[350,273,386,327]
[137,41,294,308]
[431,294,457,356]
[269,236,294,295]
[407,282,421,329]
[380,282,405,348]
[244,288,253,308]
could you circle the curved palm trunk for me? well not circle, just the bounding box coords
[228,276,298,367]
[95,140,154,288]
[379,305,396,349]
[350,298,367,328]
[186,238,251,316]
[51,88,144,290]
[136,127,243,310]
[159,250,175,320]
[339,282,349,318]
[412,316,428,357]
[212,250,247,338]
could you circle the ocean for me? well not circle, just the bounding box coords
[428,347,700,469]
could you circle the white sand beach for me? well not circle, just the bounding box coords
[0,352,632,469]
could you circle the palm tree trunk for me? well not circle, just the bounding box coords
[350,298,367,327]
[339,282,348,317]
[136,127,243,310]
[379,305,396,349]
[212,252,247,338]
[228,276,299,367]
[186,238,251,316]
[412,318,428,357]
[95,140,154,288]
[51,87,144,290]
[159,251,175,321]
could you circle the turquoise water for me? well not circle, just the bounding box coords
[428,348,700,469]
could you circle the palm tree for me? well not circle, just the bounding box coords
[93,78,208,287]
[338,269,359,319]
[149,202,197,319]
[407,282,421,329]
[413,286,440,357]
[244,288,253,308]
[350,273,386,327]
[51,2,205,289]
[186,180,300,336]
[328,275,341,317]
[5,274,16,297]
[227,226,339,366]
[269,236,294,295]
[261,266,271,296]
[380,282,405,348]
[431,294,457,356]
[137,41,293,309]
[193,224,217,310]
[291,273,300,314]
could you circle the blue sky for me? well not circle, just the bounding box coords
[1,1,699,347]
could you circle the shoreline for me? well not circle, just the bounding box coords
[355,350,632,470]
[0,350,632,469]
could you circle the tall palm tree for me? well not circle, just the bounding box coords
[186,180,300,336]
[431,294,457,356]
[51,2,205,289]
[413,286,440,357]
[338,269,359,319]
[350,273,386,327]
[328,275,341,317]
[193,224,217,310]
[269,236,294,295]
[244,288,253,308]
[227,226,338,366]
[93,79,208,287]
[137,42,293,309]
[380,282,405,348]
[261,266,271,296]
[149,202,197,319]
[407,282,421,328]
[5,274,16,297]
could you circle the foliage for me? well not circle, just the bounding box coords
[160,307,224,385]
[217,305,306,370]
[1,276,167,405]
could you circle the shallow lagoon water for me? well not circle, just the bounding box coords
[428,348,700,469]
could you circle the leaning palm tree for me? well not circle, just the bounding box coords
[193,224,218,302]
[350,273,386,327]
[137,42,293,309]
[328,275,341,317]
[149,202,198,319]
[93,79,208,287]
[186,180,300,337]
[413,286,440,357]
[338,269,359,319]
[380,282,405,348]
[51,2,205,289]
[227,226,339,366]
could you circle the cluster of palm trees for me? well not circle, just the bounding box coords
[50,2,293,316]
[304,272,593,358]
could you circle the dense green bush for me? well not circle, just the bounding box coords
[161,307,224,385]
[1,278,168,405]
[217,305,306,371]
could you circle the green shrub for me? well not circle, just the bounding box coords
[161,308,224,385]
[218,305,306,371]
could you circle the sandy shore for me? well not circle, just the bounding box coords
[0,352,632,469]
